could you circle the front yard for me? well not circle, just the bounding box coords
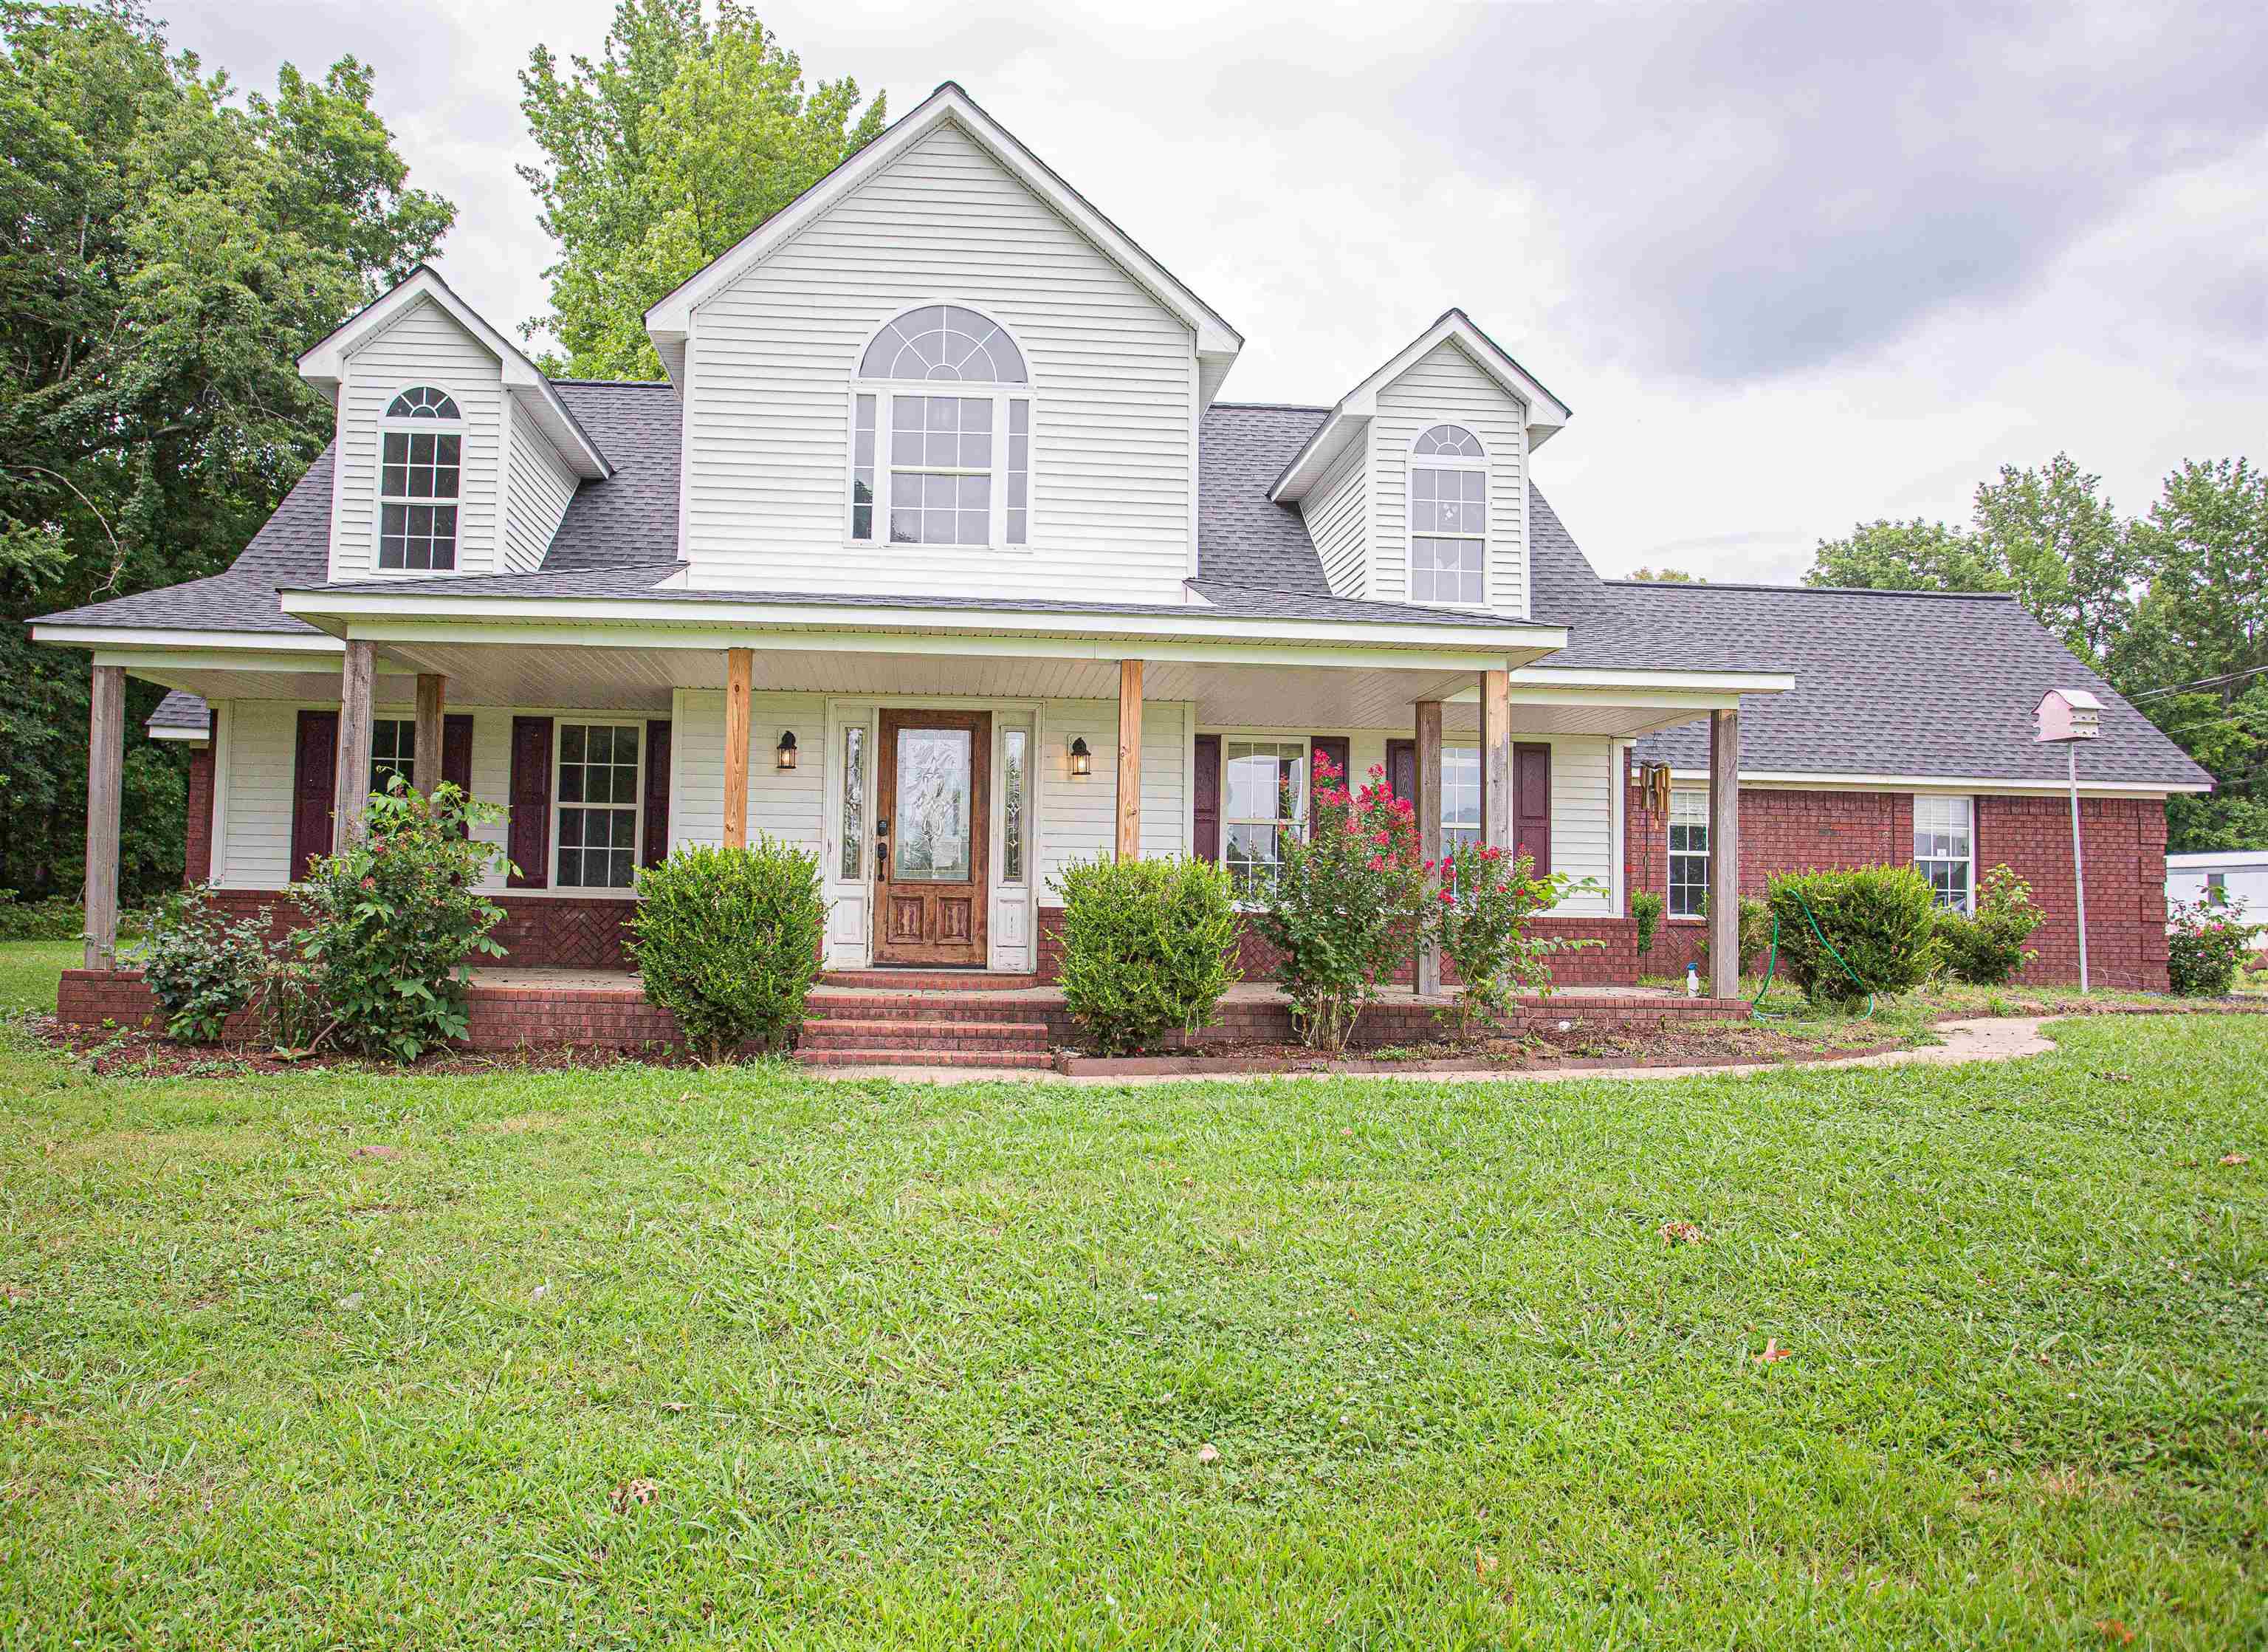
[1,943,2263,1648]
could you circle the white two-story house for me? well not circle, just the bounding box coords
[35,83,2205,998]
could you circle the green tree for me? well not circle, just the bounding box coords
[1970,454,2135,666]
[0,1,452,902]
[1805,518,2007,594]
[519,0,887,379]
[1626,566,1701,582]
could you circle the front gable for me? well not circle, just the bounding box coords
[675,112,1216,605]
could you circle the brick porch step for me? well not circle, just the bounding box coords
[805,993,1048,1024]
[817,968,1040,991]
[796,1046,1058,1070]
[799,1017,1050,1053]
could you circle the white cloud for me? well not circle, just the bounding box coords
[156,0,2268,586]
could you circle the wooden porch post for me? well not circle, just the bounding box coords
[1480,668,1511,851]
[332,640,376,851]
[83,663,125,969]
[723,646,752,849]
[1415,698,1444,996]
[1708,706,1741,999]
[1116,659,1144,861]
[411,672,446,795]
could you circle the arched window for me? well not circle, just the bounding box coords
[379,385,461,570]
[1409,422,1486,605]
[849,306,1031,547]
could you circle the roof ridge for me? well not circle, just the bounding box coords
[1607,579,2021,602]
[1207,400,1333,413]
[547,377,677,388]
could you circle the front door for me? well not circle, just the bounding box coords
[873,710,991,966]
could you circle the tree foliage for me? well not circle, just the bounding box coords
[1807,453,2268,852]
[519,0,886,379]
[0,1,453,902]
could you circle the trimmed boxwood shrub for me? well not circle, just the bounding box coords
[1766,866,1939,1004]
[1051,853,1240,1055]
[1933,864,2045,985]
[629,838,827,1060]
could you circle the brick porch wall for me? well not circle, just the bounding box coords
[1623,782,2169,990]
[182,747,215,885]
[193,888,641,970]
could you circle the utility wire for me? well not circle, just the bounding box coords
[2130,663,2268,702]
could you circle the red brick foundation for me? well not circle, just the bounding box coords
[1624,784,2169,990]
[192,888,641,970]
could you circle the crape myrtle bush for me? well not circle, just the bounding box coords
[1051,854,1240,1055]
[131,887,270,1042]
[1251,753,1426,1055]
[2165,894,2259,997]
[1933,864,2045,986]
[294,781,510,1060]
[1766,866,1939,1005]
[630,838,827,1060]
[1429,841,1594,1040]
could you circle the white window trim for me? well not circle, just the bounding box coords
[1440,742,1482,848]
[1668,786,1710,920]
[369,716,416,798]
[1406,424,1489,609]
[374,383,467,576]
[843,306,1036,553]
[549,717,646,895]
[1914,793,1976,914]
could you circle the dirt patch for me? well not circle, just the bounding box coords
[28,1017,693,1078]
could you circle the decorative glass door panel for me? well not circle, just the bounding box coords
[873,710,990,965]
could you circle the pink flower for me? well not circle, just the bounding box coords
[1438,889,1457,905]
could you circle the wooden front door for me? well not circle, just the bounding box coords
[873,710,991,966]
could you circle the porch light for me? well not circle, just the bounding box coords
[775,730,798,770]
[1069,736,1092,778]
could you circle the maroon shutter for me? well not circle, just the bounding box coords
[290,710,339,879]
[642,720,672,869]
[507,716,553,888]
[1513,741,1552,876]
[1192,733,1220,862]
[1309,735,1352,815]
[441,714,475,838]
[1384,738,1417,804]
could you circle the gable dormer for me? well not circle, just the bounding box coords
[1272,311,1570,619]
[642,83,1243,606]
[298,267,609,583]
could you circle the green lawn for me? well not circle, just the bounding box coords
[1,957,2264,1646]
[0,939,80,1017]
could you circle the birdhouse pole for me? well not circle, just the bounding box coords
[2036,689,2103,993]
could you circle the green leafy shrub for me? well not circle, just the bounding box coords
[1765,866,1939,1004]
[1429,843,1596,1039]
[1251,753,1425,1054]
[1933,864,2045,985]
[629,837,827,1060]
[2165,895,2259,996]
[0,894,94,942]
[1629,890,1664,960]
[1051,854,1240,1055]
[130,887,270,1042]
[293,780,510,1061]
[1696,894,1771,974]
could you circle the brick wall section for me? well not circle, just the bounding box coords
[191,888,639,970]
[182,747,214,885]
[1035,908,1640,989]
[1624,781,2168,990]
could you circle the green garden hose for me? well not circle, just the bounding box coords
[1750,883,1874,1021]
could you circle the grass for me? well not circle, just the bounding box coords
[0,939,81,1016]
[0,945,2262,1648]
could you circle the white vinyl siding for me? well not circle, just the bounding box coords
[503,399,578,572]
[329,297,503,581]
[681,118,1197,603]
[216,699,298,889]
[1370,339,1528,616]
[669,690,828,854]
[1544,736,1614,916]
[1303,436,1370,599]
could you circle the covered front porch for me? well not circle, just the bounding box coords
[71,592,1787,1024]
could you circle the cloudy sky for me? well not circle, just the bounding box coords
[162,0,2268,583]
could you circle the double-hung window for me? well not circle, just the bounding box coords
[554,722,641,890]
[1669,789,1710,918]
[1409,423,1486,605]
[1441,747,1482,849]
[379,386,461,571]
[849,306,1031,549]
[370,719,416,797]
[1914,795,1974,911]
[1223,739,1307,897]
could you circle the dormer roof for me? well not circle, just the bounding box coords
[641,81,1245,406]
[1270,309,1571,502]
[297,264,612,480]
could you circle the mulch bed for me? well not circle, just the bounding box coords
[28,1016,693,1078]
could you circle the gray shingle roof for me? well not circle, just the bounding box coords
[1623,583,2210,788]
[147,689,210,733]
[39,368,2214,792]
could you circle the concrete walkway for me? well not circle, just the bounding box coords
[806,1015,2061,1086]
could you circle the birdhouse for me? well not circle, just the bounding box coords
[2035,688,2102,743]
